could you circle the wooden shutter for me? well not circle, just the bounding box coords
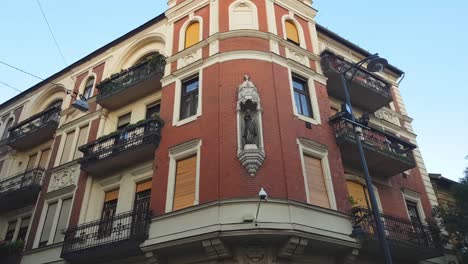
[185,22,200,48]
[285,20,299,44]
[346,181,370,209]
[74,125,89,159]
[60,131,75,165]
[105,189,119,202]
[304,155,330,208]
[136,180,152,192]
[39,148,51,169]
[173,155,197,211]
[27,154,38,170]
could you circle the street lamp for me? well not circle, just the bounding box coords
[340,54,393,264]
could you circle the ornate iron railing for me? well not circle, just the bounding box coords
[0,167,45,196]
[97,54,166,101]
[351,207,442,249]
[79,118,163,165]
[330,115,416,163]
[61,209,151,257]
[8,106,60,141]
[321,51,392,97]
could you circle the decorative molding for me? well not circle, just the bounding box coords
[373,107,401,126]
[169,139,201,157]
[48,163,80,193]
[278,236,309,258]
[202,238,232,259]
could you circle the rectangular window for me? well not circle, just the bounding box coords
[303,155,330,208]
[17,217,30,242]
[146,102,161,119]
[73,125,89,160]
[38,148,51,169]
[292,75,312,118]
[173,155,197,211]
[99,190,119,237]
[26,153,38,170]
[180,76,199,120]
[39,202,58,247]
[4,221,17,242]
[60,131,76,165]
[406,200,422,224]
[53,198,72,243]
[135,181,151,212]
[117,113,131,130]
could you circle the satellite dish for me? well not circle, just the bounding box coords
[367,57,388,73]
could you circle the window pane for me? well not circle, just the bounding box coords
[74,125,89,160]
[294,92,302,115]
[17,217,31,242]
[4,221,17,241]
[39,149,51,169]
[117,113,131,130]
[146,103,161,119]
[300,95,311,117]
[60,131,75,165]
[180,77,199,120]
[39,202,58,247]
[293,80,304,91]
[185,80,199,93]
[54,198,72,243]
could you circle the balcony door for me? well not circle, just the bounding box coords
[132,181,151,238]
[405,200,426,244]
[99,190,119,238]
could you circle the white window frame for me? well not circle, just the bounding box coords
[178,14,204,52]
[297,138,336,210]
[228,0,259,31]
[165,139,202,213]
[33,193,74,248]
[402,188,427,224]
[80,73,97,100]
[1,213,32,243]
[172,69,203,127]
[288,69,321,125]
[281,14,307,49]
[55,121,91,167]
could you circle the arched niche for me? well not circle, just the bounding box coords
[229,0,259,30]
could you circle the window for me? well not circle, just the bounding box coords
[73,125,89,159]
[146,102,161,119]
[185,22,200,49]
[83,77,95,100]
[285,20,300,45]
[4,221,16,242]
[27,153,38,170]
[38,148,51,169]
[53,198,72,243]
[99,190,119,237]
[47,99,63,110]
[39,202,58,247]
[60,131,76,165]
[406,200,422,224]
[17,217,30,242]
[135,180,151,212]
[2,118,14,140]
[303,155,330,208]
[180,76,199,120]
[134,52,158,66]
[117,113,131,130]
[292,75,312,118]
[346,180,371,209]
[173,155,197,211]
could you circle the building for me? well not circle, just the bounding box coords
[0,1,457,263]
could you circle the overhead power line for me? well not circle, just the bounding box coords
[0,80,22,93]
[0,60,45,81]
[35,0,68,67]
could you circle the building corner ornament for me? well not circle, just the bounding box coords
[237,75,265,176]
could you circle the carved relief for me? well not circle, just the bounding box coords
[374,108,401,126]
[178,50,201,69]
[48,163,79,192]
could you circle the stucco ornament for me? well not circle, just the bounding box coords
[48,164,79,192]
[237,75,265,176]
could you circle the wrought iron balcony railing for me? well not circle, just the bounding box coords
[96,54,166,109]
[7,106,60,149]
[351,207,442,249]
[321,51,392,97]
[61,209,151,259]
[79,118,163,173]
[0,167,45,197]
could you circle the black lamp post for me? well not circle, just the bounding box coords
[340,54,393,264]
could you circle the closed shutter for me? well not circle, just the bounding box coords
[105,189,119,202]
[27,154,38,170]
[74,125,89,159]
[60,131,75,165]
[173,155,197,211]
[185,22,200,48]
[285,20,299,44]
[39,148,51,169]
[346,181,371,209]
[136,180,152,192]
[304,155,330,208]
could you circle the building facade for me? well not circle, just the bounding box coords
[0,1,457,263]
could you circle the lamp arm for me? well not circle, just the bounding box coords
[341,53,379,75]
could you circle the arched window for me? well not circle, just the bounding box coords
[185,22,200,49]
[2,118,14,140]
[346,180,371,209]
[83,77,95,100]
[47,99,63,110]
[285,20,300,45]
[134,52,158,66]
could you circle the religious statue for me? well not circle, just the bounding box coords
[243,109,257,145]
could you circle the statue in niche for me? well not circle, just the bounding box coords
[243,108,258,146]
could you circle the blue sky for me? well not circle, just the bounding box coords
[0,1,466,181]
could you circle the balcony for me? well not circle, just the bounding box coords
[0,168,45,211]
[321,51,393,113]
[330,115,416,177]
[79,118,163,175]
[97,54,166,110]
[351,207,443,261]
[0,241,23,264]
[7,106,60,151]
[61,209,151,263]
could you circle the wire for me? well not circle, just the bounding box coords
[35,0,68,67]
[0,80,22,93]
[0,60,45,81]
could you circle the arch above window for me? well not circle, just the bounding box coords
[185,22,200,49]
[83,77,95,100]
[134,52,159,66]
[285,20,300,45]
[229,0,259,30]
[46,99,63,110]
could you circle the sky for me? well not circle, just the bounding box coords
[0,1,466,181]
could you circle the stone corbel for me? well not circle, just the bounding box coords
[202,238,232,259]
[278,236,309,258]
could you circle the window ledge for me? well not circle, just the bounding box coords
[294,113,320,125]
[173,114,199,127]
